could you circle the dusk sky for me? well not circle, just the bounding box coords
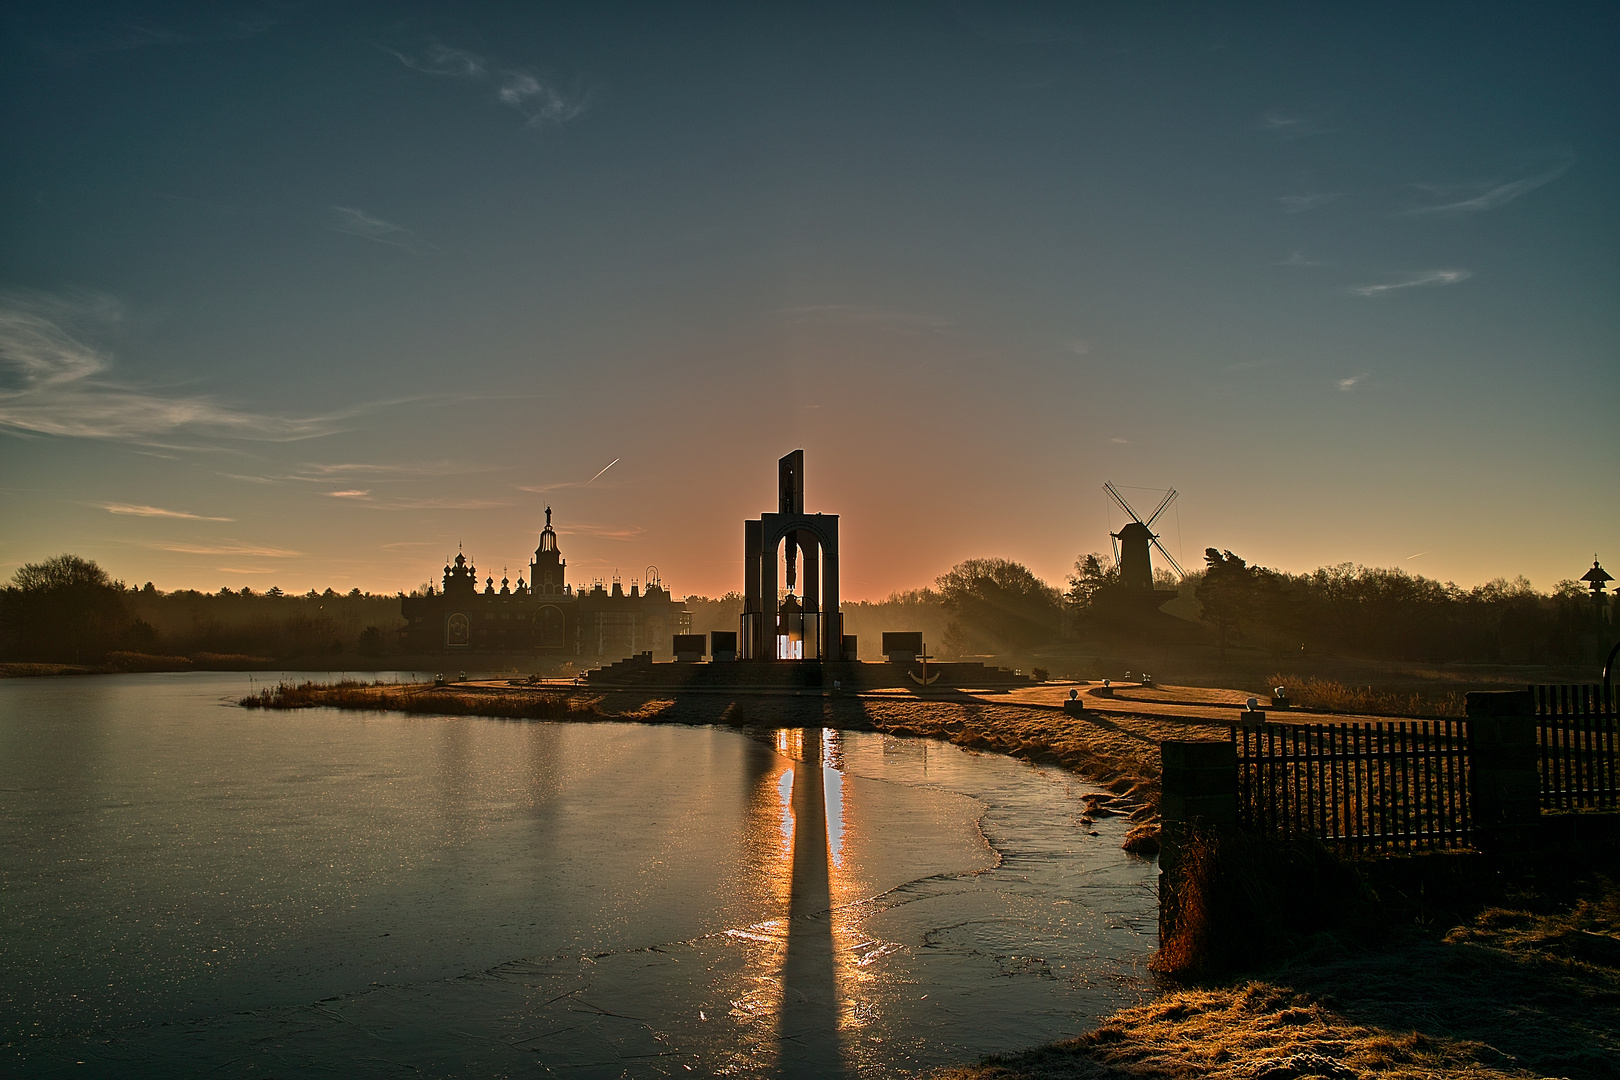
[1,2,1614,599]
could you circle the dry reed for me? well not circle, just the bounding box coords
[239,680,597,720]
[1271,674,1466,718]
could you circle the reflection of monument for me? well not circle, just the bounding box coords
[398,508,690,658]
[741,450,846,661]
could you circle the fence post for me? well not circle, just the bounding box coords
[1159,740,1238,945]
[1466,690,1539,855]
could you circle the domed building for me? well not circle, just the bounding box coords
[398,508,689,661]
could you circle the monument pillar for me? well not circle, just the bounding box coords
[743,518,763,660]
[763,534,780,659]
[821,516,840,661]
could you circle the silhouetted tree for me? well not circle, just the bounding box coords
[1065,552,1118,609]
[1197,549,1255,659]
[936,558,1061,655]
[0,554,129,663]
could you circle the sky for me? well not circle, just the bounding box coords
[0,2,1615,600]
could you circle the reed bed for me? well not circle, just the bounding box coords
[239,680,598,720]
[1270,674,1466,718]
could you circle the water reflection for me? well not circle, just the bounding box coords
[1,679,1156,1077]
[777,727,844,1076]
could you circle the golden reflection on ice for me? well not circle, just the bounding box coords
[727,727,883,1076]
[724,727,906,1075]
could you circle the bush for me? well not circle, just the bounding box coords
[356,625,384,657]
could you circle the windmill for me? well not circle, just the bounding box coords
[1104,482,1186,591]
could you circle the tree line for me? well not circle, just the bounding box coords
[2,551,1608,668]
[0,555,401,666]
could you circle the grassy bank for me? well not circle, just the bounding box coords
[941,875,1620,1080]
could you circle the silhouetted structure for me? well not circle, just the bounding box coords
[586,451,1031,688]
[1583,558,1612,622]
[398,508,689,658]
[740,449,846,661]
[1083,483,1200,642]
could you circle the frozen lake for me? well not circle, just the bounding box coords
[0,672,1156,1077]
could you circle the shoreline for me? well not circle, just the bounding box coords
[239,678,1189,850]
[240,678,1620,1080]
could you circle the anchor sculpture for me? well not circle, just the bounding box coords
[909,643,940,686]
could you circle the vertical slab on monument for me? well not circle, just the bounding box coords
[742,518,764,660]
[1466,690,1540,855]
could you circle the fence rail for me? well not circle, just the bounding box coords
[1531,684,1619,811]
[1232,720,1472,854]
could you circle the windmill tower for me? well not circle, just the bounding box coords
[1104,483,1186,590]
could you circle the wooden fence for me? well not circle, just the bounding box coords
[1232,720,1472,854]
[1532,684,1619,811]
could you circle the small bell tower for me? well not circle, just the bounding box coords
[529,507,567,596]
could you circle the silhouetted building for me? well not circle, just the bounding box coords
[740,449,846,660]
[399,508,689,659]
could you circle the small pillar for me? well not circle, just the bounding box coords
[1466,690,1540,855]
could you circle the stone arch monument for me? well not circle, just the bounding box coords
[741,449,843,661]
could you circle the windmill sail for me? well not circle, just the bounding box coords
[1103,482,1186,586]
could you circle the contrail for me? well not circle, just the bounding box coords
[1405,551,1428,560]
[587,457,620,484]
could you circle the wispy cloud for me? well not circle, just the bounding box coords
[384,42,587,128]
[22,8,279,63]
[496,72,587,126]
[102,503,233,522]
[390,43,485,78]
[1257,111,1326,138]
[1337,373,1369,391]
[318,491,514,511]
[564,521,647,542]
[1278,250,1327,268]
[299,460,478,479]
[1279,192,1340,214]
[1402,157,1573,215]
[387,496,513,511]
[1348,269,1471,297]
[519,458,635,495]
[153,542,301,558]
[1064,339,1090,355]
[0,290,334,442]
[221,460,486,486]
[328,206,428,250]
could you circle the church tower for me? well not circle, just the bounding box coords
[529,507,567,596]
